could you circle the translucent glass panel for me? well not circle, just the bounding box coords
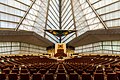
[0,0,120,43]
[0,0,27,28]
[19,0,48,37]
[0,42,47,54]
[0,42,20,54]
[72,0,104,37]
[91,0,120,27]
[0,0,48,38]
[20,43,47,54]
[75,41,120,54]
[73,0,120,42]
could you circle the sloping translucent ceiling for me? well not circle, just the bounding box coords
[0,0,120,43]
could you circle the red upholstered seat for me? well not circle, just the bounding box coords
[0,73,6,80]
[8,73,18,80]
[20,73,30,80]
[107,73,117,80]
[82,73,91,80]
[94,73,104,80]
[69,73,79,80]
[56,73,66,80]
[32,73,41,80]
[45,73,54,80]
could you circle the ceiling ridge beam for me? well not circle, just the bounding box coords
[44,0,50,37]
[70,0,77,37]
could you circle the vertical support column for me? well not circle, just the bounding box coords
[10,42,12,55]
[59,0,62,30]
[101,41,103,54]
[44,0,50,37]
[70,0,77,37]
[59,0,62,43]
[82,46,83,53]
[59,37,62,43]
[111,41,113,54]
[20,42,21,54]
[92,43,94,53]
[29,44,30,54]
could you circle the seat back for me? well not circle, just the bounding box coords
[69,73,78,80]
[32,73,41,80]
[86,69,94,75]
[3,69,10,74]
[94,73,104,80]
[30,69,37,74]
[106,69,113,74]
[107,73,117,80]
[20,73,30,80]
[20,69,28,73]
[77,69,83,75]
[8,73,18,80]
[67,69,74,74]
[82,73,91,80]
[58,69,65,73]
[12,69,19,74]
[49,69,56,74]
[45,73,54,80]
[0,73,6,80]
[96,70,103,73]
[39,69,47,74]
[116,71,120,80]
[56,73,66,80]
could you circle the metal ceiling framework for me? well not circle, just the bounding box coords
[15,0,37,31]
[45,0,76,43]
[0,0,120,44]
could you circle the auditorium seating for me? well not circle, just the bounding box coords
[0,55,120,80]
[45,73,54,80]
[32,73,41,80]
[8,73,18,80]
[0,73,6,80]
[94,73,104,80]
[69,73,79,80]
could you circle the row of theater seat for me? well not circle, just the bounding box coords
[0,55,58,80]
[0,55,120,80]
[64,55,120,80]
[0,70,120,80]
